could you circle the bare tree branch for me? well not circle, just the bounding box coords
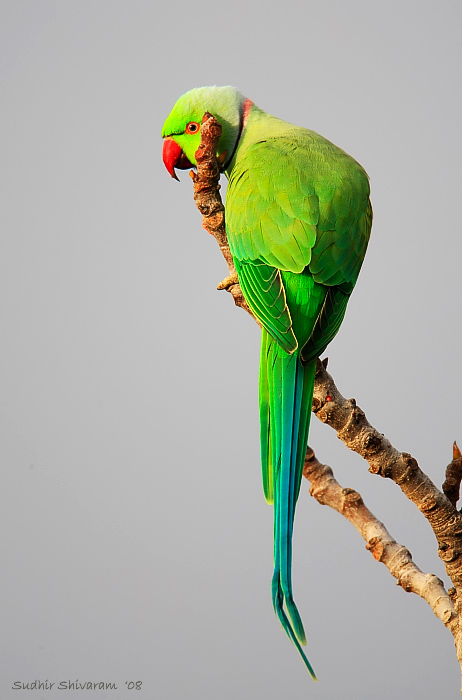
[303,448,457,632]
[311,362,462,594]
[311,359,462,681]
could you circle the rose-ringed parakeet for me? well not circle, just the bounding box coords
[162,86,372,678]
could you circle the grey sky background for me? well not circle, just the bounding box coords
[1,1,461,698]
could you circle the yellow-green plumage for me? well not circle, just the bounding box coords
[162,86,372,679]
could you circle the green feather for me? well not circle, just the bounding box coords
[225,103,371,677]
[162,87,372,680]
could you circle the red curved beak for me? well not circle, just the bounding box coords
[162,138,193,181]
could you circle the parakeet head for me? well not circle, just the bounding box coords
[161,86,246,179]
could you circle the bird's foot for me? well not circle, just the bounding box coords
[217,272,239,290]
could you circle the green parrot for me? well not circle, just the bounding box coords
[162,86,372,678]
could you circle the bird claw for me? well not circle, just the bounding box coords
[217,273,239,290]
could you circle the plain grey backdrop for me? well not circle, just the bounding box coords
[1,1,461,698]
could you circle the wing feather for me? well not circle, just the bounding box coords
[226,132,372,292]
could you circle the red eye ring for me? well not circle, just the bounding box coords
[185,122,200,135]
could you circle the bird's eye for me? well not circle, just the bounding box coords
[186,122,200,134]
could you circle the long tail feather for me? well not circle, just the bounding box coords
[260,329,317,679]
